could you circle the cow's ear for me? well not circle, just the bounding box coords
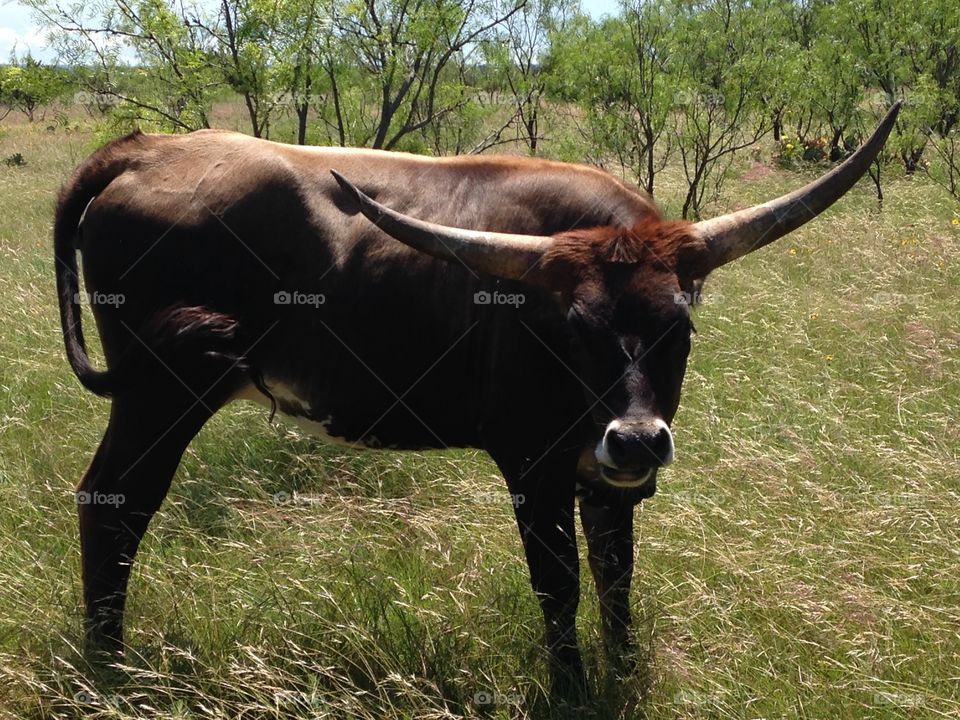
[673,230,714,302]
[678,276,706,306]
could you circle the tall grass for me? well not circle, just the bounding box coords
[0,113,958,718]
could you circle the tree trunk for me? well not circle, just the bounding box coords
[295,69,311,145]
[682,181,698,220]
[373,89,394,149]
[527,110,538,154]
[297,103,309,145]
[643,127,655,196]
[901,147,924,174]
[829,127,844,162]
[868,162,883,205]
[244,94,261,138]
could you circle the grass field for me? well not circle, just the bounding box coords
[0,113,958,719]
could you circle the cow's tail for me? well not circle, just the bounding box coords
[54,132,144,397]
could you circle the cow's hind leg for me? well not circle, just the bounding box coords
[78,373,233,658]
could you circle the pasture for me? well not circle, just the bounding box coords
[0,112,958,719]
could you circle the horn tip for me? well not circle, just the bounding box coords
[885,100,903,122]
[330,169,360,201]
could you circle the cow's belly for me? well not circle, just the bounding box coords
[233,381,389,449]
[232,380,441,450]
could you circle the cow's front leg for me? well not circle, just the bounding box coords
[494,451,586,698]
[517,489,585,696]
[580,500,636,667]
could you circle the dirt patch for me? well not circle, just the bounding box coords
[741,160,776,183]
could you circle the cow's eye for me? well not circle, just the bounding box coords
[664,321,693,353]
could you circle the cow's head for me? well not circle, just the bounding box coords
[332,103,900,491]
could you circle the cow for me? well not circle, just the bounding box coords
[54,102,900,694]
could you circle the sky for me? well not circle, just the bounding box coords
[0,1,48,60]
[0,0,622,62]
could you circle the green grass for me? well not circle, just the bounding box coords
[0,112,958,719]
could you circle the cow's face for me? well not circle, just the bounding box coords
[566,265,694,488]
[540,222,704,490]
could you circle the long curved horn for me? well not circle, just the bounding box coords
[331,170,554,281]
[693,101,902,271]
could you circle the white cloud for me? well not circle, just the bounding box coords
[0,25,49,58]
[0,2,55,61]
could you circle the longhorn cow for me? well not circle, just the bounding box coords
[55,103,900,692]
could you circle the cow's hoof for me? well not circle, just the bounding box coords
[83,625,124,666]
[608,641,639,678]
[549,658,590,705]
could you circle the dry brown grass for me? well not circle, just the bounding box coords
[0,112,958,718]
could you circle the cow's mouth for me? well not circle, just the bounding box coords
[600,466,654,488]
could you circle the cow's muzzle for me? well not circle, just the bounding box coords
[595,419,674,488]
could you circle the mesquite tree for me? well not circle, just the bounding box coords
[669,0,770,219]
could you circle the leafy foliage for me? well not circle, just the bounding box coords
[0,53,68,121]
[14,0,960,206]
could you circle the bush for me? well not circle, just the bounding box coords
[776,134,829,166]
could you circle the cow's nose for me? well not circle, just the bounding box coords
[600,419,674,469]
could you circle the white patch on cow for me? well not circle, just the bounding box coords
[603,467,654,489]
[233,381,375,449]
[269,383,313,415]
[78,196,97,229]
[655,418,675,466]
[594,419,622,468]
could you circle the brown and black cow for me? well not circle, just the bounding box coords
[54,102,900,693]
